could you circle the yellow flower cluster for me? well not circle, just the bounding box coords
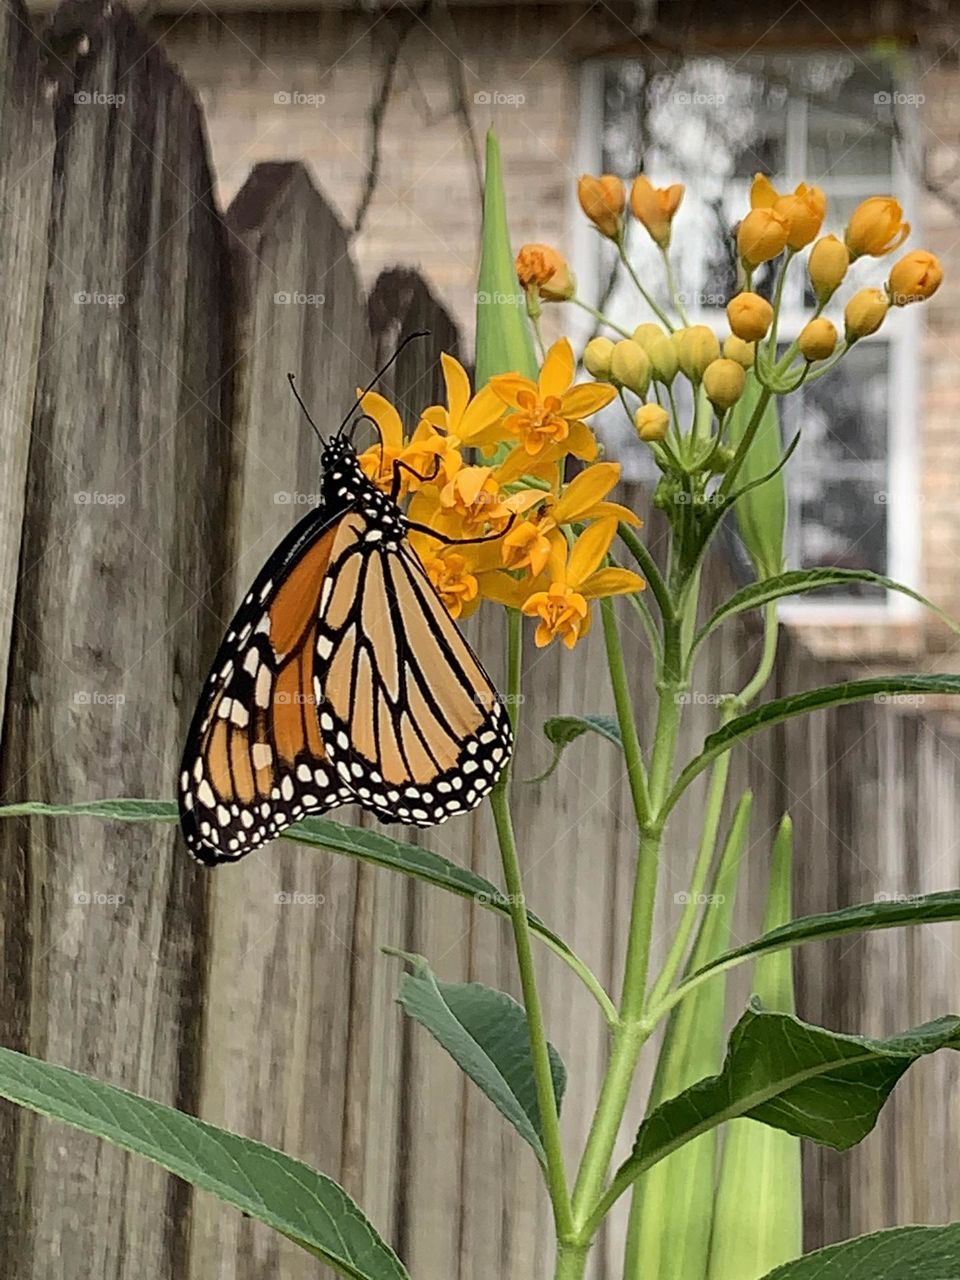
[357,340,644,647]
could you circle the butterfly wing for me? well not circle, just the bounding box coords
[313,528,512,826]
[178,506,354,864]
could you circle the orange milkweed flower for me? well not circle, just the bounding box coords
[490,338,616,458]
[420,352,509,452]
[629,176,685,248]
[844,197,910,259]
[521,519,644,649]
[515,244,575,301]
[578,174,626,241]
[500,461,641,575]
[750,174,826,250]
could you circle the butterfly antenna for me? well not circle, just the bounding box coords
[336,329,431,438]
[286,373,324,443]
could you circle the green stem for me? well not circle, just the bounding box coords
[569,614,686,1237]
[490,611,573,1238]
[617,522,674,624]
[555,1241,589,1280]
[661,247,690,325]
[734,599,779,708]
[617,244,676,331]
[601,599,652,829]
[571,296,632,339]
[646,703,735,1008]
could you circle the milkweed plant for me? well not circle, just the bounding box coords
[2,129,960,1280]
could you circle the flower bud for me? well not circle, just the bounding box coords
[631,322,666,351]
[808,235,849,304]
[888,249,943,305]
[844,196,910,259]
[583,336,616,379]
[676,325,721,382]
[635,403,670,442]
[726,292,773,342]
[708,444,736,475]
[776,183,826,250]
[723,335,755,369]
[578,174,625,241]
[737,208,789,268]
[702,358,746,411]
[647,334,679,384]
[797,317,838,362]
[844,287,888,341]
[515,243,575,301]
[630,176,684,249]
[611,340,651,396]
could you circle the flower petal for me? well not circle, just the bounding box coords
[568,517,618,587]
[589,501,643,526]
[553,462,621,522]
[457,383,509,445]
[539,338,575,400]
[359,390,405,449]
[440,352,471,427]
[564,420,600,461]
[490,373,537,410]
[559,382,617,420]
[580,567,646,599]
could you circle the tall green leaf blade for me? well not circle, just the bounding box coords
[665,675,960,818]
[759,1223,960,1279]
[708,816,802,1280]
[0,1047,409,1280]
[725,372,784,579]
[626,794,752,1280]
[612,1005,960,1202]
[475,129,537,385]
[693,569,960,656]
[393,955,565,1164]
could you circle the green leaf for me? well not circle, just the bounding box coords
[693,568,960,658]
[0,1046,409,1279]
[625,794,752,1280]
[759,1223,960,1279]
[475,129,537,385]
[725,372,784,580]
[683,888,960,998]
[526,715,622,784]
[0,799,617,1024]
[664,675,960,820]
[609,1004,960,1212]
[707,816,802,1280]
[391,953,565,1165]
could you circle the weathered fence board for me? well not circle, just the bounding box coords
[0,5,233,1279]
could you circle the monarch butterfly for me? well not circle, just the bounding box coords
[178,339,513,865]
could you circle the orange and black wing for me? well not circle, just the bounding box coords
[314,530,512,826]
[178,507,353,864]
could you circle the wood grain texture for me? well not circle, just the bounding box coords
[0,4,232,1278]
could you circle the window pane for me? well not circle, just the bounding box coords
[783,341,888,467]
[805,61,895,179]
[797,477,887,594]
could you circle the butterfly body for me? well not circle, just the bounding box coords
[179,433,512,865]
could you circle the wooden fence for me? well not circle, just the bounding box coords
[1,3,959,1277]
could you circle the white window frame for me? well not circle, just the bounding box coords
[573,58,922,622]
